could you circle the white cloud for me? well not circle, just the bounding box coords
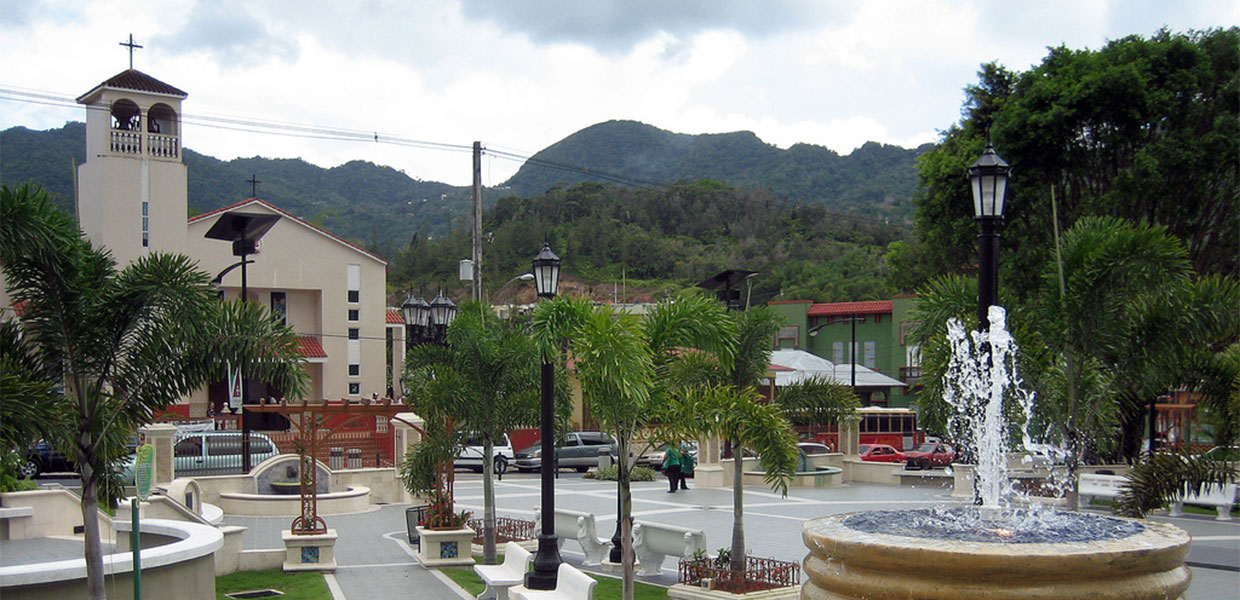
[1,0,1235,187]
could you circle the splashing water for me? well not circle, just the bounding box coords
[944,306,1057,518]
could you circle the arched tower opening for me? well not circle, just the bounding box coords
[147,103,180,158]
[109,99,142,154]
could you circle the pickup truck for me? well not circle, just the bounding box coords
[512,431,617,473]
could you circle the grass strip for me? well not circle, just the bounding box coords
[215,568,331,600]
[442,563,669,599]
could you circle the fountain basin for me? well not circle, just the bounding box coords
[218,486,370,517]
[801,510,1190,600]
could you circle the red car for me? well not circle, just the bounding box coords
[858,444,905,463]
[903,442,955,470]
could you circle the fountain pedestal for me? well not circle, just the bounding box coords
[801,511,1190,600]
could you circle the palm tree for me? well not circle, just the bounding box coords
[400,301,548,564]
[659,305,799,576]
[1,184,308,600]
[532,292,735,600]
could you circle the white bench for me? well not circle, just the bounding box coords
[534,508,612,566]
[513,562,597,600]
[474,541,533,600]
[0,506,33,540]
[631,521,706,577]
[1170,483,1236,521]
[1078,473,1127,503]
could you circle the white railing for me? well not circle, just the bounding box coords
[109,130,180,159]
[148,133,179,158]
[110,130,142,154]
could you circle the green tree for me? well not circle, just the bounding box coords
[0,184,308,600]
[400,301,549,564]
[895,28,1239,297]
[658,305,801,576]
[533,292,735,600]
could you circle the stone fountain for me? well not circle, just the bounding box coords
[801,307,1191,599]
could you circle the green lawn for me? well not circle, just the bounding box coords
[215,569,331,600]
[1088,498,1239,518]
[442,562,669,600]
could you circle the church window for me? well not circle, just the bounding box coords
[110,99,141,130]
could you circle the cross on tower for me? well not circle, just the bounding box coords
[119,34,143,70]
[247,174,261,197]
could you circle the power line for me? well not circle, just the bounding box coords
[0,86,912,231]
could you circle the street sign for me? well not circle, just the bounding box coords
[134,443,155,501]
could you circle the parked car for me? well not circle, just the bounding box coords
[454,432,514,474]
[22,435,139,478]
[121,431,280,482]
[20,440,75,478]
[513,431,617,472]
[859,444,905,463]
[797,442,833,456]
[903,442,955,470]
[636,441,699,471]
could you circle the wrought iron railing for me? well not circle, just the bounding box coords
[679,555,800,593]
[468,517,536,544]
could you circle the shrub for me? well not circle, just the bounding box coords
[584,465,656,481]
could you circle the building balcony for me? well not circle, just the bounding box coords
[899,366,921,385]
[109,130,179,159]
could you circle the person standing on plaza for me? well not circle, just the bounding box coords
[663,443,683,492]
[678,441,694,490]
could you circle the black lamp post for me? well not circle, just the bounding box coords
[527,242,561,591]
[428,291,458,345]
[400,294,431,346]
[967,144,1011,332]
[809,314,863,389]
[204,211,280,473]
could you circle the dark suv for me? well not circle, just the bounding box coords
[513,431,617,472]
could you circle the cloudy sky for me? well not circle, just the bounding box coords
[2,1,1235,187]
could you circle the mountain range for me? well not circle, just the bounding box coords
[1,120,928,257]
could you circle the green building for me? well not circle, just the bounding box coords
[769,296,922,408]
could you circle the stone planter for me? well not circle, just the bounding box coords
[415,525,476,566]
[668,583,798,599]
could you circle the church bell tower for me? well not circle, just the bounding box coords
[76,54,189,266]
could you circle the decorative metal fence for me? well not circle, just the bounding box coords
[467,517,537,545]
[678,555,800,593]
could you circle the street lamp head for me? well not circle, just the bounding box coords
[401,294,431,328]
[532,242,561,299]
[968,144,1011,220]
[429,291,457,327]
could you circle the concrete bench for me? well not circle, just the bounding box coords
[474,541,533,600]
[534,508,611,566]
[513,562,597,600]
[1078,473,1127,503]
[1169,483,1236,521]
[0,506,34,540]
[631,521,706,577]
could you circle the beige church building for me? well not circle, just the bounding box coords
[71,67,403,417]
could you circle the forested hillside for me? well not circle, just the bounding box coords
[2,121,924,264]
[388,180,906,304]
[504,120,927,220]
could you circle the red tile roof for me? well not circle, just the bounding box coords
[77,69,187,102]
[297,336,327,358]
[808,300,893,317]
[386,309,404,324]
[188,198,386,264]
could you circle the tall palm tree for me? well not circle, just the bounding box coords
[532,292,735,600]
[401,301,548,564]
[659,305,799,575]
[1,184,308,600]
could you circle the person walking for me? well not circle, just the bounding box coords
[663,443,682,493]
[678,442,694,490]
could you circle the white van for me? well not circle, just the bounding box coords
[454,432,514,474]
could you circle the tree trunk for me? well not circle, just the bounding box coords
[730,439,745,573]
[619,439,634,600]
[78,451,105,600]
[482,439,496,564]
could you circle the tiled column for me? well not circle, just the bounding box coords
[139,423,179,487]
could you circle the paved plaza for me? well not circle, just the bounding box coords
[214,470,1239,599]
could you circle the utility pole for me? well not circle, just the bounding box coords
[472,142,483,301]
